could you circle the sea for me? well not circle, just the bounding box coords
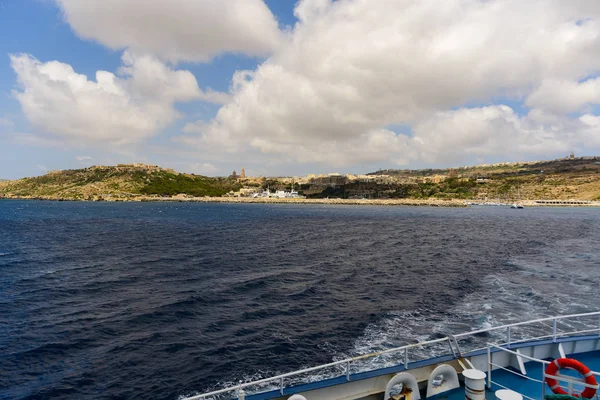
[0,200,599,400]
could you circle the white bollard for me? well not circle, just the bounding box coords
[495,389,523,400]
[288,395,307,400]
[463,369,487,400]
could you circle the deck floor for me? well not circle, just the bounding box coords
[437,351,600,400]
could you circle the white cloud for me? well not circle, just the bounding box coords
[578,114,600,147]
[55,0,282,63]
[411,106,577,163]
[228,104,586,168]
[189,162,219,175]
[246,128,414,167]
[200,89,231,106]
[526,78,600,114]
[10,52,227,145]
[182,0,600,168]
[76,155,93,161]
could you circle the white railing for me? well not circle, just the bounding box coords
[182,311,600,400]
[487,344,600,400]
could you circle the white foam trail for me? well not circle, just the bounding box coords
[346,233,600,373]
[204,231,600,398]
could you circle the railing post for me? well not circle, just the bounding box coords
[568,380,574,396]
[238,389,246,400]
[447,338,454,357]
[404,348,409,369]
[487,345,492,390]
[552,318,557,342]
[541,363,546,398]
[346,361,350,381]
[506,326,511,348]
[280,377,284,395]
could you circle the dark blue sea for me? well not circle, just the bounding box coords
[1,200,599,399]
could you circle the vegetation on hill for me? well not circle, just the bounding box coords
[137,171,238,197]
[301,157,600,201]
[0,165,239,200]
[305,177,479,199]
[1,157,600,202]
[366,157,600,201]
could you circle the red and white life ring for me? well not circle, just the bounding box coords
[545,358,599,399]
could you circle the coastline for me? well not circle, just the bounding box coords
[0,195,467,207]
[2,195,600,207]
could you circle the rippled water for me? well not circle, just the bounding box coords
[1,201,599,399]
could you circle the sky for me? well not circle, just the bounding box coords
[2,0,600,179]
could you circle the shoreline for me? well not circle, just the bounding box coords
[2,195,600,207]
[0,195,467,207]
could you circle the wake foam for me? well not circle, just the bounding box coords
[345,234,600,374]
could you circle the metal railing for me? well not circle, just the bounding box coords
[182,311,600,400]
[452,311,600,354]
[487,344,600,400]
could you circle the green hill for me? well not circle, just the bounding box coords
[0,164,239,200]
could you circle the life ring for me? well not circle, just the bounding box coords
[545,358,598,399]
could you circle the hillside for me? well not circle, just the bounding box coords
[2,157,600,202]
[362,156,600,201]
[0,164,239,200]
[283,156,600,201]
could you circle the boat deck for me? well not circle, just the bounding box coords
[185,314,600,400]
[241,339,600,400]
[439,350,600,400]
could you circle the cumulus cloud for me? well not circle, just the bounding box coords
[189,162,219,175]
[578,114,600,147]
[412,106,578,163]
[182,0,600,168]
[200,89,231,106]
[526,78,600,114]
[10,52,227,145]
[55,0,282,63]
[228,105,585,168]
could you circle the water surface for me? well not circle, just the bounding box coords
[1,201,598,399]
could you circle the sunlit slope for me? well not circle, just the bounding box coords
[0,165,238,200]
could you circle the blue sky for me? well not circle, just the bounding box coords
[2,1,600,179]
